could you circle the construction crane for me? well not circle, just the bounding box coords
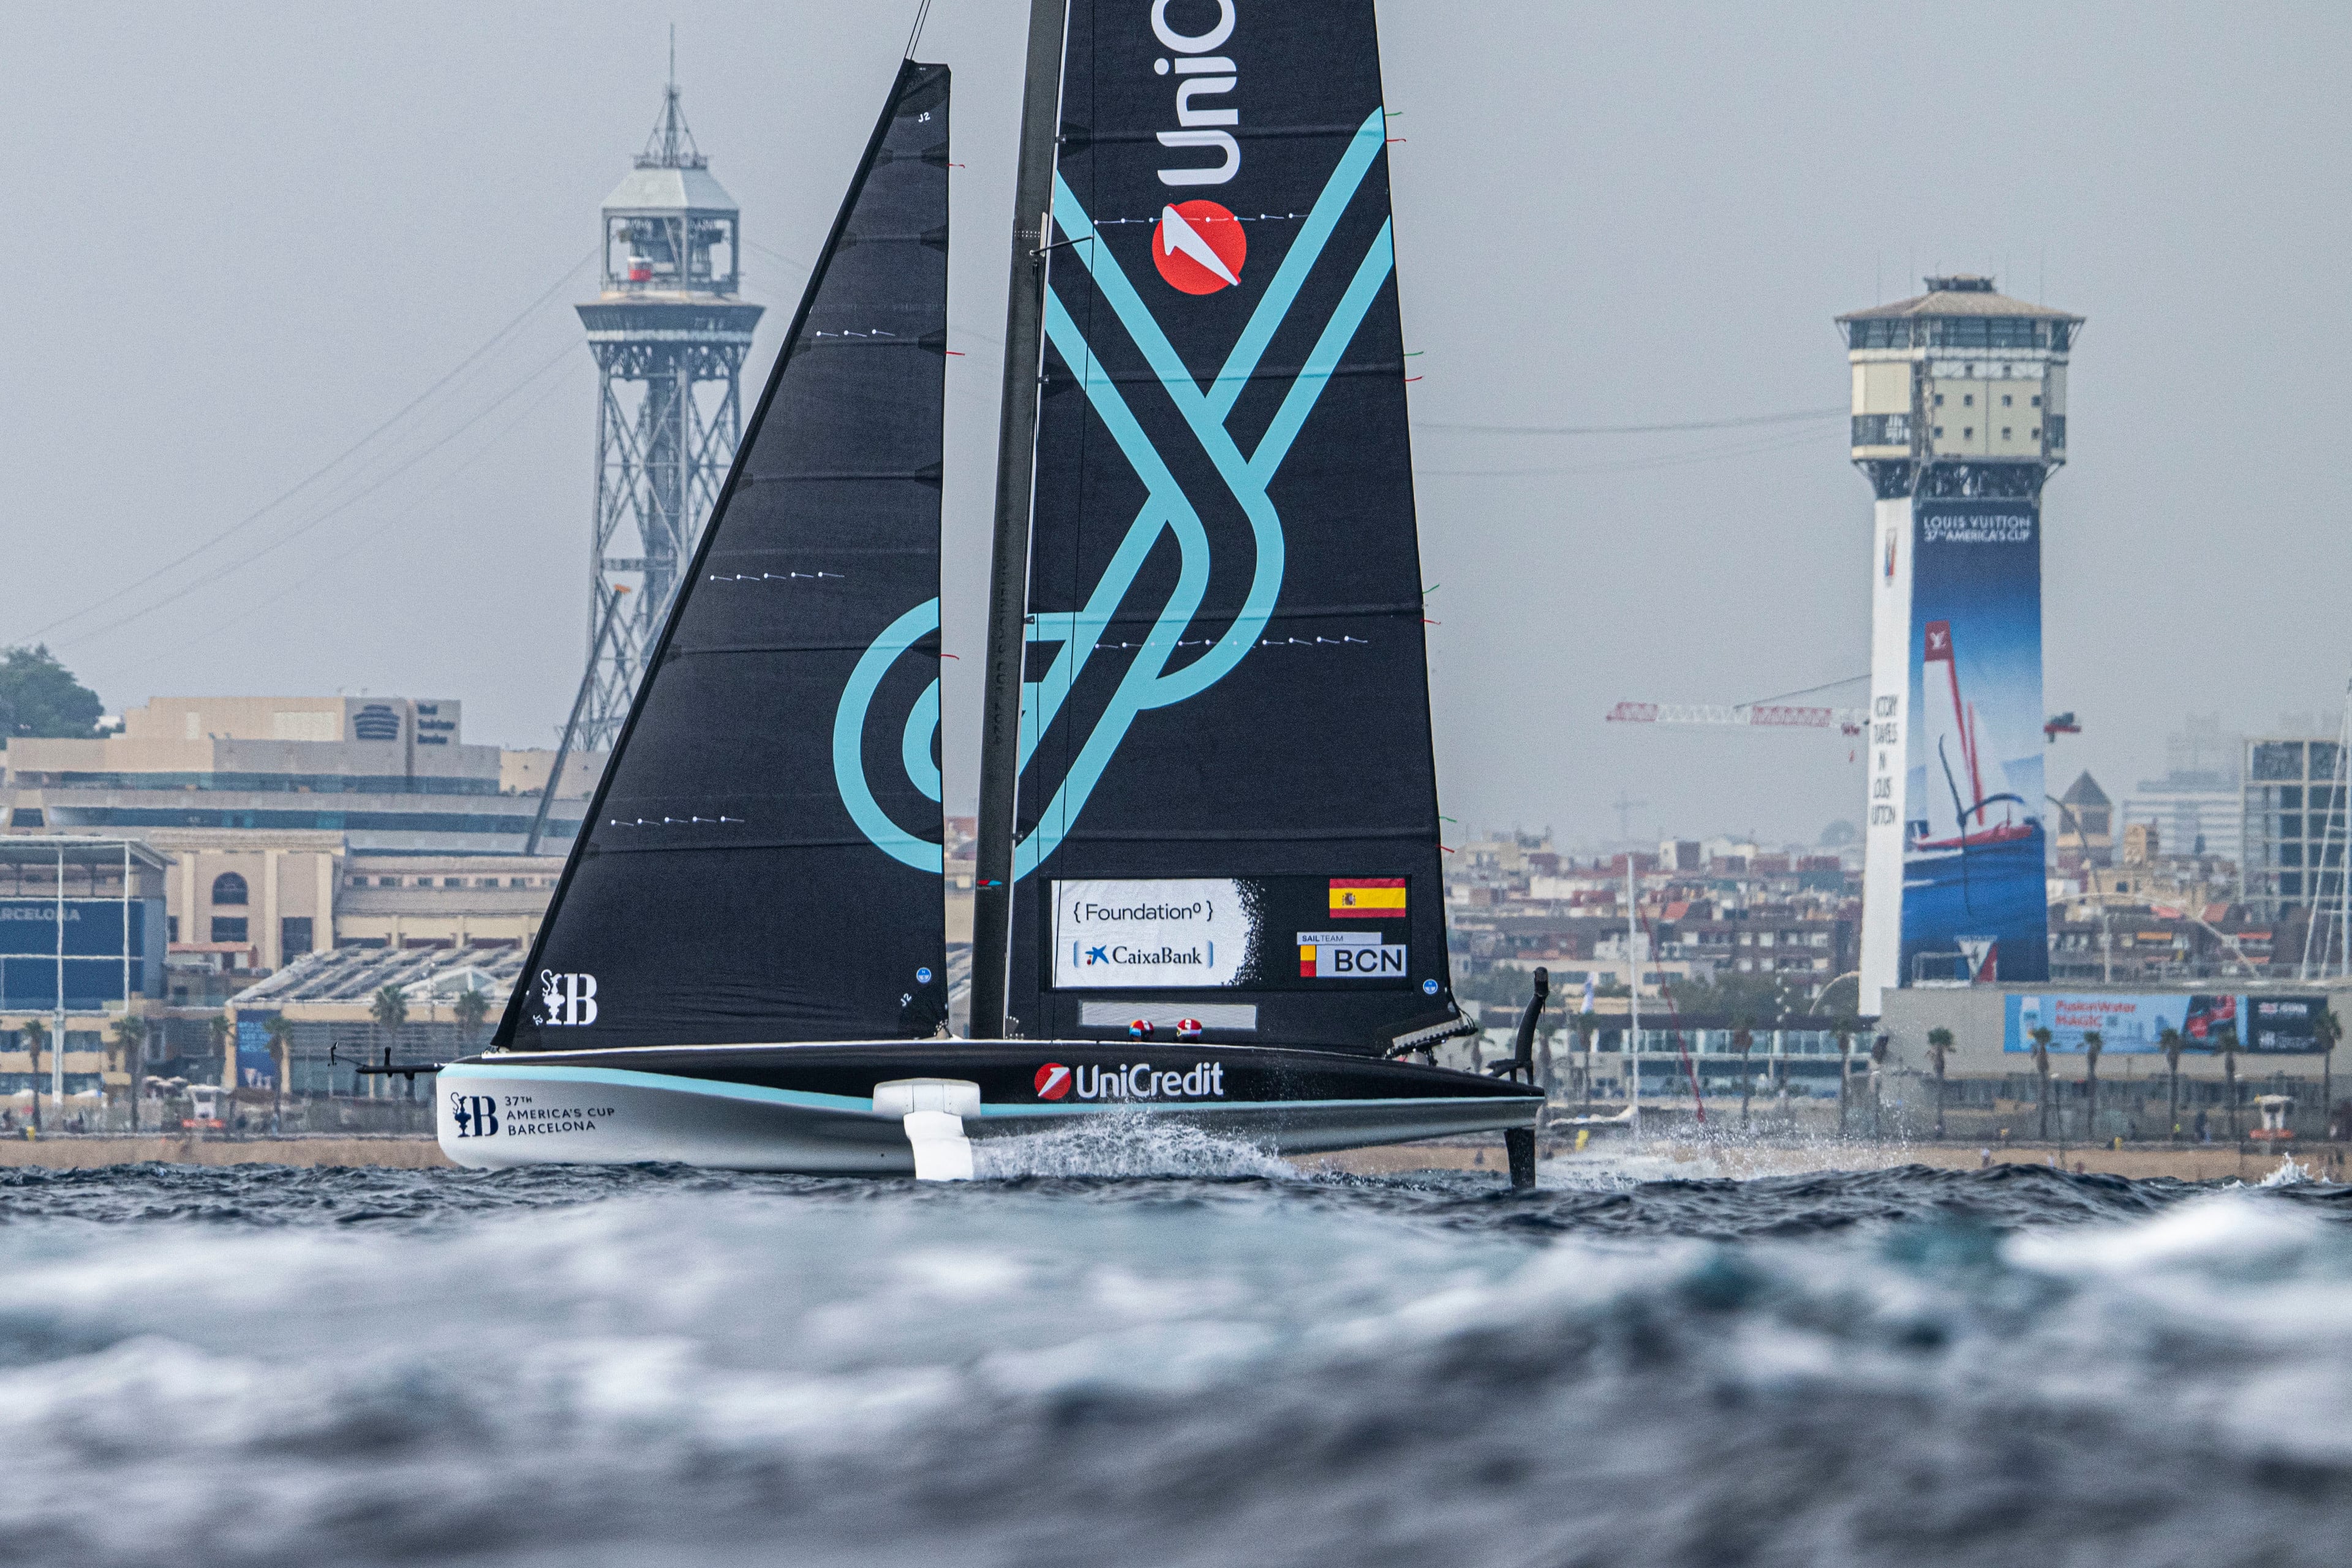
[1606,701,1864,736]
[1611,698,2079,745]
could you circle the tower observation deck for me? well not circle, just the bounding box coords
[1839,277,2085,1011]
[575,72,764,751]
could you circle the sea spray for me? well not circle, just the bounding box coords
[2260,1154,2313,1187]
[970,1106,1293,1180]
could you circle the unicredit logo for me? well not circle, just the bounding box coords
[1154,200,1245,294]
[1074,1062,1226,1100]
[1035,1063,1072,1101]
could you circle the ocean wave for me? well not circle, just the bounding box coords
[0,1167,2343,1564]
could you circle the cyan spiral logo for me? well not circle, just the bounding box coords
[834,598,945,872]
[834,109,1395,880]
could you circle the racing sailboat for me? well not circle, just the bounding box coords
[437,4,1544,1182]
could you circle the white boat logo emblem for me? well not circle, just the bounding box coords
[536,970,599,1027]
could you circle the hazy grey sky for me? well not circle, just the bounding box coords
[5,2,2346,850]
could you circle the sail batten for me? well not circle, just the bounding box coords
[497,61,952,1052]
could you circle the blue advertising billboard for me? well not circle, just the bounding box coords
[0,898,162,1011]
[2245,994,2334,1053]
[235,1014,279,1091]
[1903,500,2048,986]
[2005,993,2331,1054]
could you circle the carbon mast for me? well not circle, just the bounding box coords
[970,0,1073,1038]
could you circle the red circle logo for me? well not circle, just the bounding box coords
[1152,201,1246,295]
[1034,1063,1072,1101]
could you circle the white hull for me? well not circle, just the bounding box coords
[435,1052,1538,1175]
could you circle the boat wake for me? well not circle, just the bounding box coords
[972,1109,1295,1180]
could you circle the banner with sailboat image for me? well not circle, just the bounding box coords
[1003,0,1463,1052]
[1901,498,2049,986]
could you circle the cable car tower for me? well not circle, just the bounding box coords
[575,62,763,750]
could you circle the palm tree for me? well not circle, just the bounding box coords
[263,1014,293,1133]
[108,1014,148,1133]
[2082,1029,2103,1145]
[1868,1033,1891,1139]
[2315,1008,2342,1142]
[1574,1008,1600,1110]
[20,1017,46,1135]
[2215,1024,2241,1139]
[2030,1026,2054,1141]
[370,986,409,1098]
[1926,1027,1954,1140]
[2159,1026,2185,1144]
[454,986,492,1040]
[207,1012,232,1088]
[1834,1016,1858,1134]
[1731,1014,1757,1128]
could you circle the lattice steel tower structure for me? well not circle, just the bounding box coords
[575,69,764,749]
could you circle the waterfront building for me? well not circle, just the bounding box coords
[0,837,170,1111]
[1842,276,2083,1008]
[2241,734,2346,924]
[2053,771,2114,871]
[2119,714,2244,867]
[0,696,601,974]
[1877,979,2350,1123]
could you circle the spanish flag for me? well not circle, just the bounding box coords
[1329,877,1406,918]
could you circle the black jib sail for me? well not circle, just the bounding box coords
[1000,3,1461,1054]
[498,61,951,1052]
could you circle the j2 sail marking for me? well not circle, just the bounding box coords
[833,110,1393,877]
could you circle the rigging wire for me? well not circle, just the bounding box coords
[1743,673,1871,706]
[1415,405,1846,436]
[1418,423,1836,478]
[742,238,814,275]
[903,0,936,59]
[56,339,582,651]
[6,247,596,649]
[86,360,589,687]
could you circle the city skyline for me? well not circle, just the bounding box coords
[4,2,2348,850]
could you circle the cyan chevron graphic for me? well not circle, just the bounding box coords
[835,108,1395,876]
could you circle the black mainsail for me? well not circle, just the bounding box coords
[994,2,1462,1054]
[497,61,952,1052]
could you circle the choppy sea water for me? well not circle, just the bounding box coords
[2,1136,2349,1567]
